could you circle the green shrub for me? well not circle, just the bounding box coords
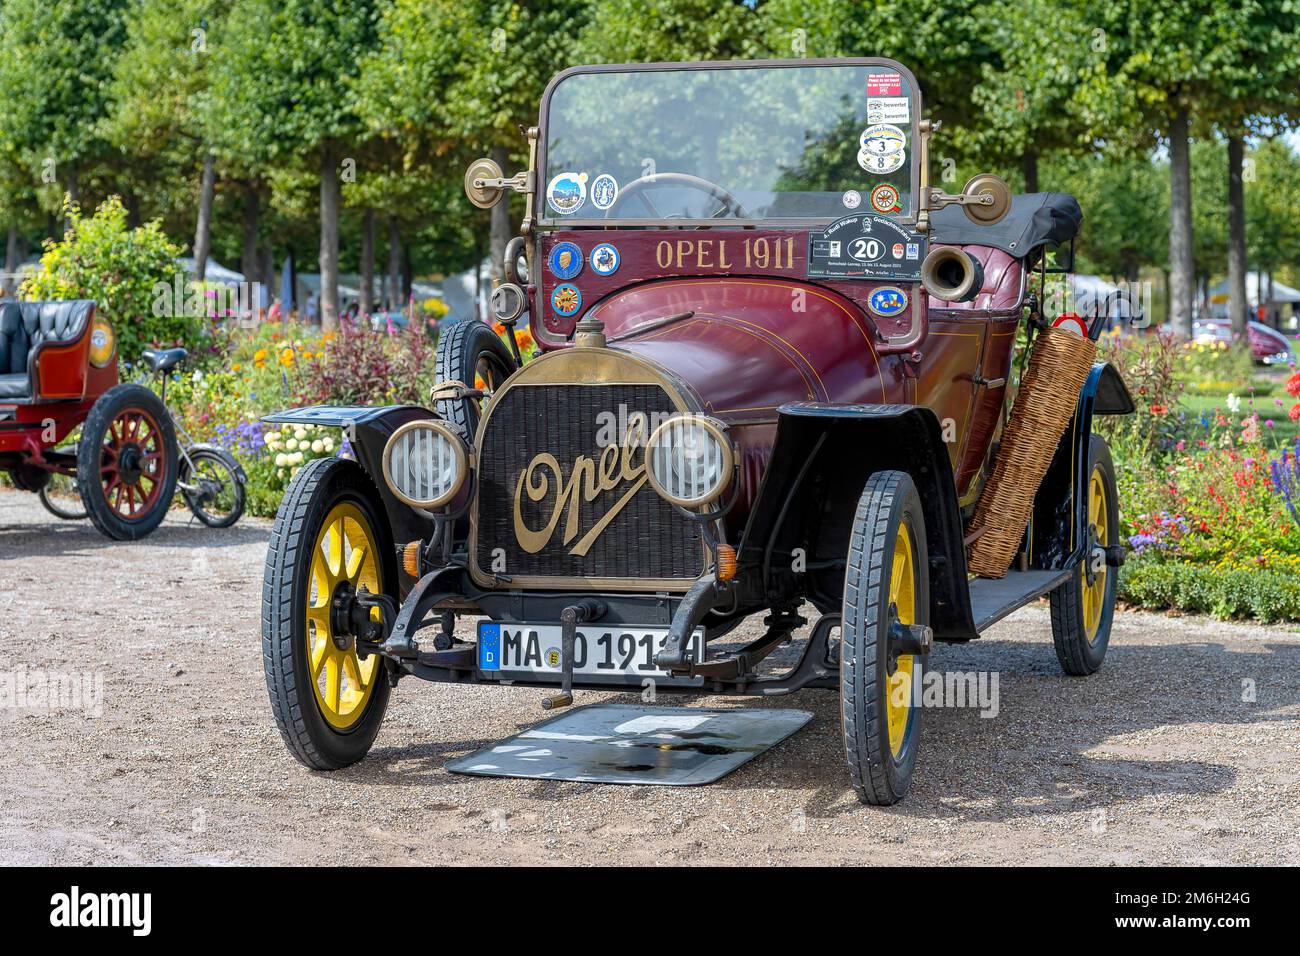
[1119,558,1300,624]
[22,196,195,365]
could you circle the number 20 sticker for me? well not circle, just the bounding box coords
[849,238,885,262]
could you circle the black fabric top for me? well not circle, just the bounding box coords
[931,191,1082,257]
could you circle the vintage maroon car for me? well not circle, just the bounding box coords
[0,299,180,539]
[262,58,1134,804]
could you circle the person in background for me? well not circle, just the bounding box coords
[305,291,318,324]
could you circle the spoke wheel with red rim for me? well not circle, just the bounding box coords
[77,383,179,541]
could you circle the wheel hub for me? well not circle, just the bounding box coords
[117,443,144,484]
[329,581,358,651]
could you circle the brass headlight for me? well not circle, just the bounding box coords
[382,419,468,509]
[645,414,733,508]
[89,318,116,368]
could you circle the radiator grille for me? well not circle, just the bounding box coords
[475,384,704,584]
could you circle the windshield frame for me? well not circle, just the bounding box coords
[535,57,924,230]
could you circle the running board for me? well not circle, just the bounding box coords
[969,569,1072,633]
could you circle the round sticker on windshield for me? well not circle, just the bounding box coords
[842,189,862,209]
[860,124,906,156]
[859,148,906,175]
[547,172,588,215]
[590,174,619,211]
[870,184,902,214]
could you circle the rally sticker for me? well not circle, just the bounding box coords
[870,184,902,214]
[547,241,583,280]
[590,242,620,276]
[867,73,902,97]
[547,172,588,215]
[590,173,619,211]
[861,124,906,155]
[859,149,906,174]
[842,189,862,209]
[551,283,582,316]
[867,286,909,318]
[867,97,910,124]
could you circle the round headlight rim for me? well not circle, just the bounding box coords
[644,413,734,509]
[382,418,469,510]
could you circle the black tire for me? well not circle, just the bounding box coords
[263,456,395,770]
[39,474,87,519]
[180,444,246,528]
[77,383,179,541]
[1049,434,1119,675]
[841,470,929,806]
[434,319,517,441]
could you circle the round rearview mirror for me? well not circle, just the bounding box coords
[464,157,505,209]
[490,282,526,324]
[961,173,1012,226]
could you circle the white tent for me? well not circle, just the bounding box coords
[1208,272,1300,311]
[177,256,245,285]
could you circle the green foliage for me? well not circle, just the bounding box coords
[1120,558,1300,624]
[20,197,192,364]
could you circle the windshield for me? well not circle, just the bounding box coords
[540,60,919,225]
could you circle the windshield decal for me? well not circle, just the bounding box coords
[547,172,588,215]
[590,174,619,211]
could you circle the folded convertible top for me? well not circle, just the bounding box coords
[931,191,1082,258]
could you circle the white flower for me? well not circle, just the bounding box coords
[290,451,304,465]
[322,438,335,452]
[311,439,324,453]
[294,429,307,441]
[274,453,288,467]
[265,430,279,443]
[1226,393,1241,413]
[286,438,298,450]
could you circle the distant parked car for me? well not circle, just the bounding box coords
[1192,319,1295,365]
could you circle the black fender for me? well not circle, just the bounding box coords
[262,404,437,552]
[733,402,976,642]
[1029,361,1134,570]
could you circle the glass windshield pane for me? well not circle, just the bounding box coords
[542,62,918,223]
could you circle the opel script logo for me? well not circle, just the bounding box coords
[513,419,648,556]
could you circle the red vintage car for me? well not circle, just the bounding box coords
[262,57,1134,804]
[0,299,180,539]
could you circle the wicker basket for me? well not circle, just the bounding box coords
[966,325,1097,578]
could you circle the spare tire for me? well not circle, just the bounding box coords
[433,320,517,442]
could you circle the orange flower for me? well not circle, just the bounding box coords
[492,322,506,335]
[1289,403,1300,422]
[1149,404,1168,415]
[231,362,242,372]
[514,328,534,350]
[279,348,295,367]
[1286,372,1300,398]
[474,374,487,390]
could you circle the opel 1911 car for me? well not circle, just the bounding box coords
[0,299,183,539]
[262,57,1134,804]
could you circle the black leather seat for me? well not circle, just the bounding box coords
[0,300,97,402]
[142,347,188,374]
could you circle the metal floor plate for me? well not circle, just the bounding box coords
[445,703,813,786]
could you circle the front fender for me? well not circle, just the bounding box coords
[734,401,976,641]
[263,404,437,550]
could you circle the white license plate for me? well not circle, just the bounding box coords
[477,622,705,685]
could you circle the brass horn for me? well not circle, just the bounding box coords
[920,247,985,303]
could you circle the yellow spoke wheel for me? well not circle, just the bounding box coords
[307,502,383,729]
[841,470,928,806]
[263,457,394,770]
[1050,434,1118,676]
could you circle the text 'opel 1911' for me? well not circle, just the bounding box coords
[262,57,1134,804]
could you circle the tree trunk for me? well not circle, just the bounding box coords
[193,152,216,282]
[1022,148,1039,194]
[319,145,340,330]
[387,217,401,312]
[3,226,18,296]
[260,245,274,306]
[402,245,412,303]
[489,145,511,287]
[1226,132,1248,342]
[241,189,260,285]
[1167,104,1195,338]
[360,208,375,316]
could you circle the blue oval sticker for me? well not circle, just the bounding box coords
[867,286,909,318]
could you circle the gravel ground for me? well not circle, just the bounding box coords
[1,487,1298,866]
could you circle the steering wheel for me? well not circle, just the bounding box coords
[605,172,753,223]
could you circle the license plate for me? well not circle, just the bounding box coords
[477,622,705,686]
